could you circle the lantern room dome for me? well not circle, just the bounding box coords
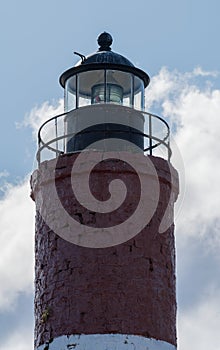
[76,32,134,67]
[75,32,134,67]
[79,50,134,67]
[60,32,150,88]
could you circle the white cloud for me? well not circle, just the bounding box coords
[192,66,219,78]
[0,100,64,311]
[167,80,220,247]
[21,98,64,141]
[0,326,33,350]
[24,99,64,165]
[0,170,9,179]
[145,67,220,349]
[146,67,220,248]
[0,178,35,310]
[178,291,220,350]
[145,67,179,109]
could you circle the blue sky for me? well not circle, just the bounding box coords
[1,1,220,349]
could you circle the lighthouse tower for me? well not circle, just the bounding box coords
[31,33,179,350]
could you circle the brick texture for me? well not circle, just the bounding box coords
[31,152,179,348]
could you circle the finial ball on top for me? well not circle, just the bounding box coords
[97,32,113,51]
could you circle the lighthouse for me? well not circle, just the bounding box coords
[31,32,179,350]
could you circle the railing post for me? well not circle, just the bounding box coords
[55,117,59,157]
[131,75,134,108]
[149,113,153,156]
[63,116,65,154]
[76,75,79,109]
[168,140,171,161]
[37,150,41,167]
[37,133,41,165]
[104,70,107,103]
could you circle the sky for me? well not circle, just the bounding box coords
[0,0,220,349]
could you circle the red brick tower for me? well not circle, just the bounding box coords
[31,32,179,350]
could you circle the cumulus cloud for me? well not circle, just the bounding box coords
[23,99,64,165]
[0,99,64,312]
[172,87,220,242]
[146,67,220,245]
[145,67,220,349]
[0,326,33,350]
[0,171,9,179]
[181,95,219,242]
[21,99,64,141]
[0,178,35,310]
[192,66,219,78]
[0,171,10,197]
[178,291,220,350]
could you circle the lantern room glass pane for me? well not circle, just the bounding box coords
[79,70,104,107]
[106,70,132,106]
[65,75,76,112]
[134,76,144,110]
[92,83,124,104]
[91,84,105,104]
[123,96,131,107]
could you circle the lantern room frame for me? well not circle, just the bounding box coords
[60,63,150,112]
[36,33,172,165]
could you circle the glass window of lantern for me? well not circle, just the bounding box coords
[65,70,144,111]
[79,70,105,107]
[133,76,144,110]
[65,76,76,112]
[106,70,132,107]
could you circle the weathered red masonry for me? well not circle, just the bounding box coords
[31,152,179,349]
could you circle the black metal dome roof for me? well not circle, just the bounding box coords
[80,50,134,67]
[59,32,150,88]
[77,32,134,67]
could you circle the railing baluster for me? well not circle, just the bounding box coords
[168,140,171,161]
[55,117,58,157]
[149,113,153,156]
[63,116,65,153]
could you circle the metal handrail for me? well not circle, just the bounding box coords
[37,108,171,165]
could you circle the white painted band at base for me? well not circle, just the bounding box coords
[36,334,176,350]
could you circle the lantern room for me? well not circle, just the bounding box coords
[60,32,150,112]
[36,32,171,164]
[59,32,151,153]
